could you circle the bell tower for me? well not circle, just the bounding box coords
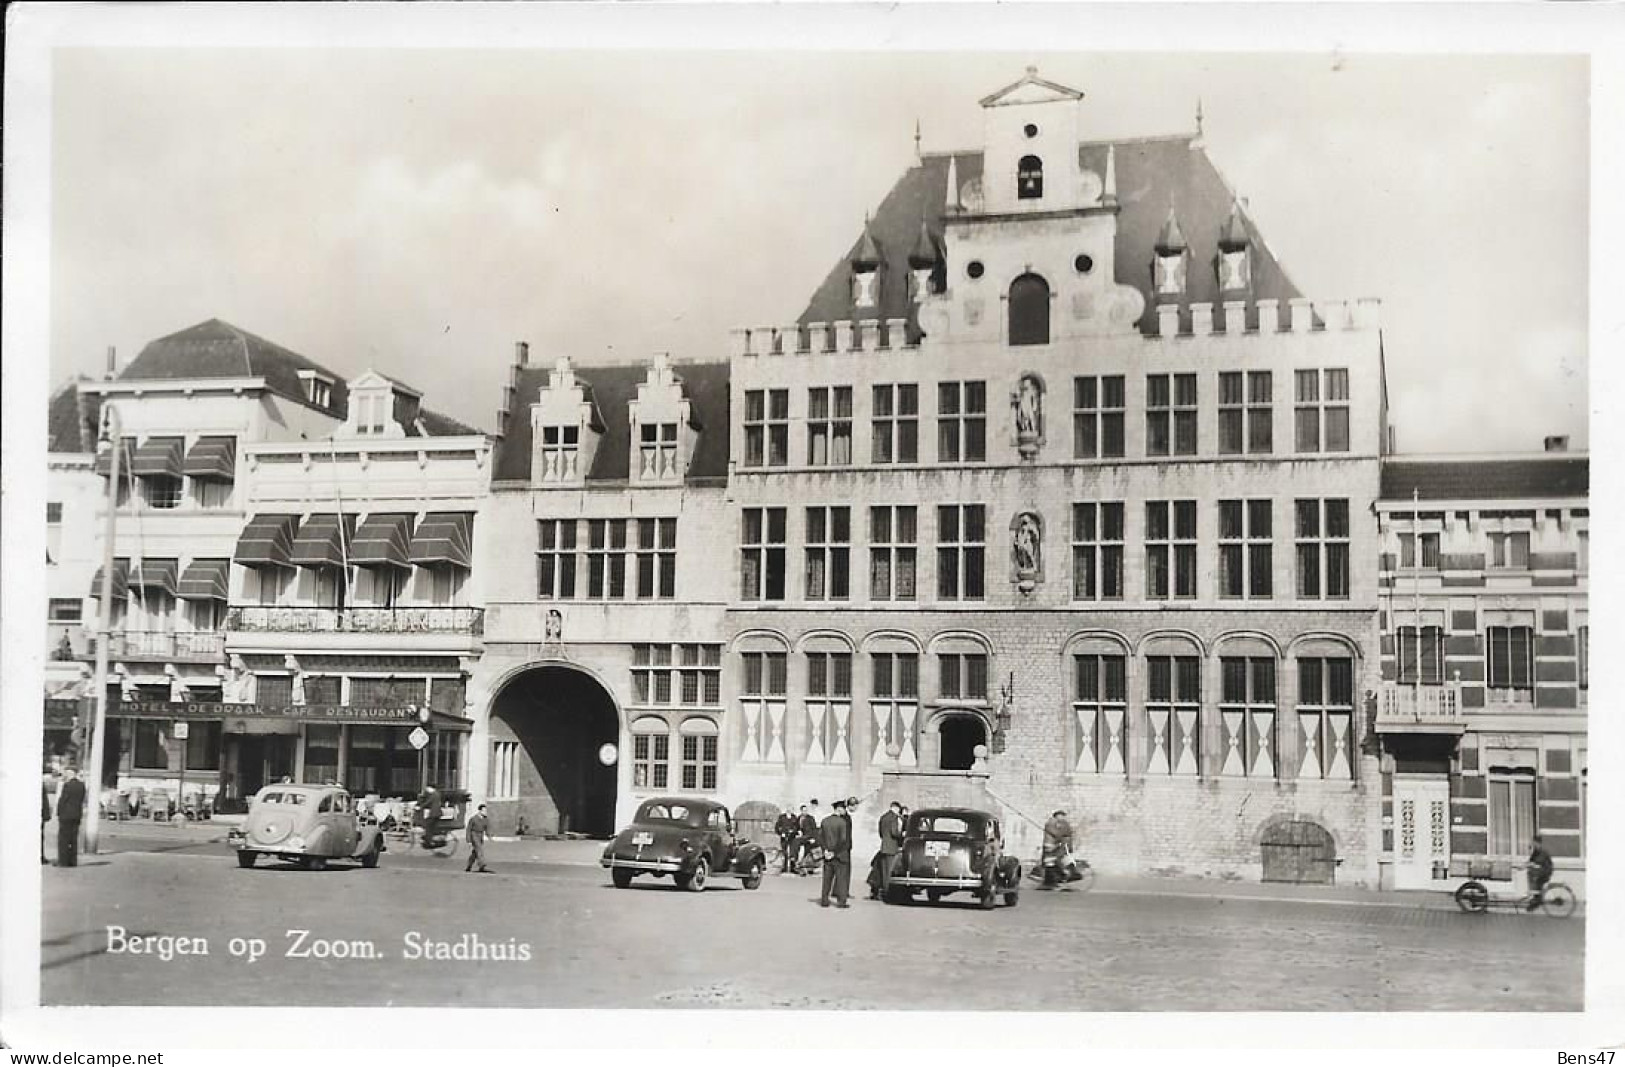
[977,66,1092,215]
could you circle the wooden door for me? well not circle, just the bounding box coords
[1393,777,1449,890]
[1261,820,1337,884]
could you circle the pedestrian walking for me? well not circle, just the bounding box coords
[1524,835,1554,911]
[868,800,905,899]
[774,807,798,874]
[56,767,87,868]
[465,802,492,873]
[818,798,852,908]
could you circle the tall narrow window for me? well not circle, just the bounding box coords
[1487,773,1536,857]
[1074,375,1126,459]
[1008,273,1051,346]
[1072,502,1124,600]
[1399,530,1441,568]
[740,508,786,601]
[743,389,789,468]
[936,504,986,601]
[1146,656,1201,775]
[807,386,853,466]
[1072,654,1127,774]
[1219,371,1273,455]
[1324,369,1350,451]
[1017,155,1044,199]
[636,518,676,599]
[1247,371,1273,453]
[1220,657,1277,777]
[869,505,917,601]
[1218,499,1273,599]
[1486,626,1534,693]
[679,720,719,791]
[1295,499,1350,599]
[804,506,851,601]
[540,426,580,482]
[1146,374,1197,457]
[639,423,678,479]
[1295,369,1350,453]
[871,652,920,764]
[46,502,62,565]
[536,519,577,598]
[1396,626,1444,684]
[1295,370,1320,452]
[937,382,987,462]
[1579,625,1589,693]
[1489,530,1531,569]
[586,519,629,599]
[1298,658,1355,779]
[1146,501,1197,599]
[871,384,919,464]
[630,721,670,789]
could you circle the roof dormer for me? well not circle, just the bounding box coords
[297,368,336,410]
[530,355,605,487]
[342,369,417,439]
[628,352,699,485]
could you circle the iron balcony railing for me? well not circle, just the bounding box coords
[91,630,228,660]
[1376,679,1464,727]
[226,605,485,636]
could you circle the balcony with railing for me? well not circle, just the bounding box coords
[226,605,485,636]
[89,630,228,662]
[1376,679,1466,733]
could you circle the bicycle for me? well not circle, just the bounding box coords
[1453,878,1575,917]
[408,822,461,858]
[1026,850,1095,891]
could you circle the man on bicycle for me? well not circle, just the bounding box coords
[1040,809,1074,890]
[1524,835,1554,912]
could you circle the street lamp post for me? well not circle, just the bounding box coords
[84,403,122,855]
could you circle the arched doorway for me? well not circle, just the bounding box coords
[489,664,619,839]
[1260,819,1337,884]
[1008,273,1050,346]
[938,713,988,771]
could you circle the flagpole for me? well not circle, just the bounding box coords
[85,403,122,854]
[1413,488,1422,715]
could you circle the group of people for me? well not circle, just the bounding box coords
[771,797,913,909]
[40,767,88,867]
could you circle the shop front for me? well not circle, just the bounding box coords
[107,698,471,815]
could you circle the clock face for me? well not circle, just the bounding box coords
[1078,170,1104,203]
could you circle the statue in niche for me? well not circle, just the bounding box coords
[1013,512,1042,594]
[1014,375,1043,458]
[546,609,564,642]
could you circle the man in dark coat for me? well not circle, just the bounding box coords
[464,802,492,873]
[774,808,798,874]
[56,768,87,867]
[796,801,820,874]
[818,798,852,908]
[1040,809,1074,889]
[868,800,906,899]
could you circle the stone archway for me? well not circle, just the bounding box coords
[937,712,988,771]
[488,664,620,839]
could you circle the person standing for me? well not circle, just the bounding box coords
[869,800,905,900]
[1524,835,1554,911]
[56,767,87,868]
[774,807,798,874]
[819,798,852,908]
[41,774,54,865]
[464,802,492,874]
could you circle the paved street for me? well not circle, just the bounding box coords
[41,826,1583,1011]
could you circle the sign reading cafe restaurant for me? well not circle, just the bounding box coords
[115,700,465,728]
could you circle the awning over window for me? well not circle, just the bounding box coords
[351,513,415,570]
[409,512,473,569]
[129,558,179,596]
[182,436,237,481]
[130,436,185,479]
[234,514,299,570]
[94,438,137,478]
[291,513,355,569]
[90,559,130,600]
[176,558,231,601]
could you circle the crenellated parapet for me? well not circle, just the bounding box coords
[1153,296,1382,339]
[731,318,915,358]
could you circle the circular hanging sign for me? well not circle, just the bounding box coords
[598,743,619,767]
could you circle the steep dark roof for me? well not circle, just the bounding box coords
[48,377,100,454]
[411,409,483,438]
[1381,457,1590,502]
[492,360,731,484]
[117,318,349,418]
[798,139,1303,335]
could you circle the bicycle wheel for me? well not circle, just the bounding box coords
[432,833,460,858]
[762,846,784,871]
[1540,883,1576,918]
[1454,880,1490,913]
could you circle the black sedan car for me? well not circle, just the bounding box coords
[885,807,1020,909]
[600,797,768,892]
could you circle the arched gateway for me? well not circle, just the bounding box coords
[488,664,619,839]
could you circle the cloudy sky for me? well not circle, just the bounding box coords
[46,40,1588,453]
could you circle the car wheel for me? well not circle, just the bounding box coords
[682,856,710,892]
[612,868,634,889]
[236,851,256,869]
[742,858,765,890]
[360,844,380,869]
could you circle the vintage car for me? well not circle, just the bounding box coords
[885,807,1021,909]
[227,783,385,870]
[600,797,768,891]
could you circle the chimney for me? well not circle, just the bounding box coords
[1544,435,1569,453]
[514,341,529,367]
[104,346,117,380]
